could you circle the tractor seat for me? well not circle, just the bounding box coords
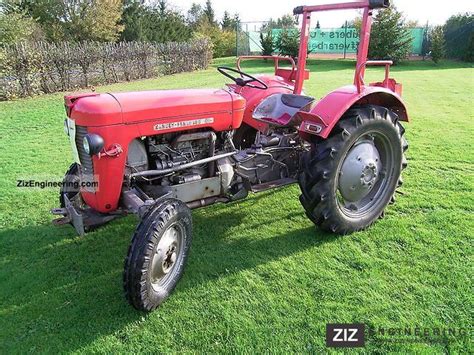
[253,93,315,127]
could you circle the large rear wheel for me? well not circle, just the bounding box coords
[123,198,192,311]
[299,105,408,234]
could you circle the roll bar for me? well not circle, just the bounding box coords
[355,60,393,93]
[293,0,389,14]
[291,0,391,95]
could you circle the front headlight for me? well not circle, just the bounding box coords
[83,136,90,154]
[83,134,104,155]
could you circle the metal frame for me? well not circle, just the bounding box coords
[293,0,385,95]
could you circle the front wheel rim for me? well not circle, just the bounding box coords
[150,223,185,289]
[336,131,396,218]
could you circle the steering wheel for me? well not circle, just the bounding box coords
[217,66,268,90]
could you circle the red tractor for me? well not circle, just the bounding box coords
[52,0,408,311]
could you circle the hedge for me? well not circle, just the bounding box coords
[0,39,213,100]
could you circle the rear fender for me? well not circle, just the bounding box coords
[297,85,408,140]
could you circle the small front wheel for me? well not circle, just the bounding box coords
[59,163,81,208]
[123,199,192,312]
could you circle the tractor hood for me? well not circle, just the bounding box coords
[66,89,243,127]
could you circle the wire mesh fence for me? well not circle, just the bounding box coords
[236,22,426,58]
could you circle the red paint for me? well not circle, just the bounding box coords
[228,74,295,132]
[292,0,407,140]
[67,89,246,212]
[294,11,311,94]
[298,85,408,141]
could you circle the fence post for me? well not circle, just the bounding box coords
[344,20,348,59]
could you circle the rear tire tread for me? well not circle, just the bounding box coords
[298,105,408,234]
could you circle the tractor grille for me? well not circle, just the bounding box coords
[75,125,96,192]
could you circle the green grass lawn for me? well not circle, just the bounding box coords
[0,58,473,353]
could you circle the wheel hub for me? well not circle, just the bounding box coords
[151,226,180,284]
[338,139,382,202]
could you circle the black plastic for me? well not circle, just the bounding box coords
[84,133,104,155]
[293,6,304,15]
[369,0,390,9]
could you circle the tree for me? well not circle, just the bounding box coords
[221,11,232,30]
[369,6,412,63]
[144,4,191,43]
[261,14,297,31]
[466,33,474,62]
[81,0,124,42]
[275,29,300,58]
[260,31,273,56]
[120,1,149,42]
[220,11,240,31]
[7,0,124,42]
[430,26,445,63]
[443,13,474,61]
[0,11,44,45]
[121,0,190,43]
[421,23,431,60]
[187,2,204,29]
[194,20,234,57]
[233,14,241,31]
[203,0,216,26]
[406,20,420,28]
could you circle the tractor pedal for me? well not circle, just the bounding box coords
[251,178,296,193]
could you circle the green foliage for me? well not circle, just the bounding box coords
[421,23,431,59]
[221,11,240,31]
[120,1,150,42]
[187,2,203,30]
[275,29,300,58]
[1,0,236,58]
[260,31,274,56]
[7,0,124,42]
[430,26,445,64]
[262,14,297,31]
[203,0,216,26]
[145,8,190,43]
[466,33,474,62]
[0,11,43,46]
[443,13,474,62]
[189,0,234,58]
[120,1,190,43]
[194,20,235,58]
[369,6,412,63]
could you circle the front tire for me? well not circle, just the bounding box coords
[299,105,408,234]
[59,163,81,208]
[123,198,192,312]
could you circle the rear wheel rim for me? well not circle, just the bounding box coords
[150,223,185,289]
[336,130,395,218]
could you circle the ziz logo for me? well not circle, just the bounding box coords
[326,323,365,348]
